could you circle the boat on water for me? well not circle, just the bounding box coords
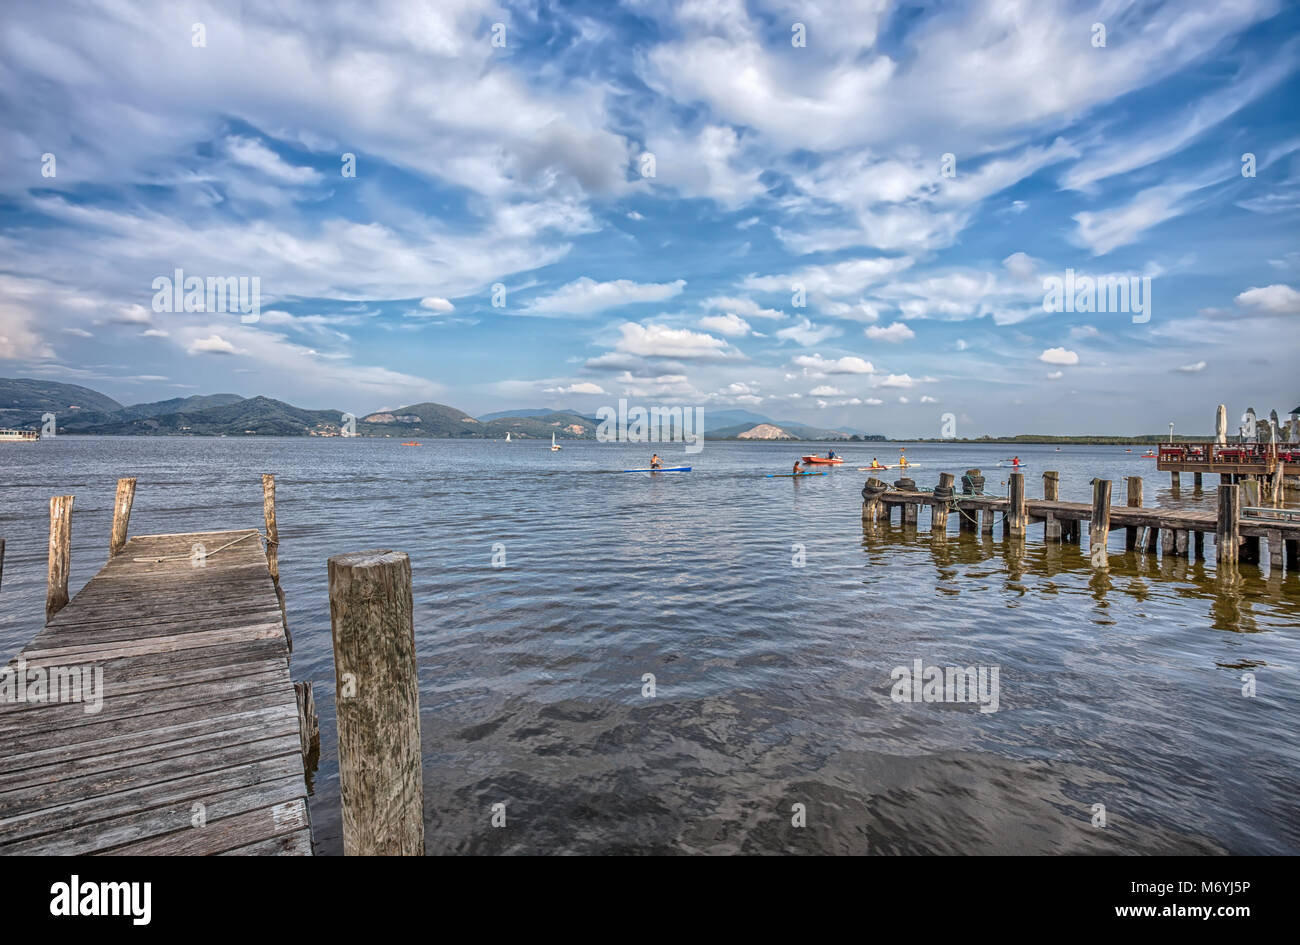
[402,441,420,446]
[550,432,561,451]
[1141,449,1157,458]
[801,455,843,465]
[505,432,511,443]
[767,471,826,478]
[623,466,690,472]
[0,429,40,442]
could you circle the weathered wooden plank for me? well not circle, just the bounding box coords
[0,523,310,856]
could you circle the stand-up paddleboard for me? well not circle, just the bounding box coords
[765,471,826,478]
[623,466,691,472]
[857,464,922,471]
[996,462,1029,468]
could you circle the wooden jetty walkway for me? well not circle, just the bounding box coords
[0,477,316,855]
[863,471,1300,572]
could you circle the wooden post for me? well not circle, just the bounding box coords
[262,474,290,650]
[932,473,954,534]
[1044,513,1061,541]
[295,680,320,768]
[1216,484,1239,566]
[1161,529,1174,557]
[1146,526,1159,553]
[46,495,74,622]
[328,550,424,856]
[1267,530,1283,569]
[0,536,5,594]
[1006,473,1026,538]
[980,508,994,534]
[1170,471,1180,490]
[109,477,137,557]
[1042,470,1059,501]
[1272,463,1284,509]
[1125,476,1142,549]
[1194,530,1205,559]
[1241,477,1259,508]
[1089,479,1111,567]
[1193,471,1203,492]
[1175,530,1189,557]
[903,501,918,526]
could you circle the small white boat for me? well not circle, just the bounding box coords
[551,432,561,451]
[505,432,511,443]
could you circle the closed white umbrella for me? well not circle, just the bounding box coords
[1215,404,1227,446]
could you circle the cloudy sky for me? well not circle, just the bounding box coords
[1,0,1297,435]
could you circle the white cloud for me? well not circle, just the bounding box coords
[877,373,918,388]
[225,135,322,184]
[699,312,751,337]
[187,334,240,355]
[792,354,874,375]
[1235,284,1300,316]
[526,277,686,316]
[809,385,845,396]
[545,381,607,394]
[1176,361,1207,373]
[775,318,839,346]
[418,296,455,314]
[703,296,785,320]
[1039,347,1079,365]
[743,257,913,298]
[613,322,728,359]
[920,395,937,403]
[1046,371,1063,380]
[864,322,915,342]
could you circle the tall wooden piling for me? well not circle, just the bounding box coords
[1193,471,1203,492]
[45,495,74,622]
[1089,479,1112,567]
[0,537,5,594]
[328,550,424,856]
[262,473,290,649]
[1272,463,1284,509]
[932,473,954,534]
[1006,472,1026,538]
[1240,478,1259,508]
[1170,471,1180,490]
[1042,470,1059,501]
[109,477,137,557]
[1216,484,1240,565]
[1125,476,1142,550]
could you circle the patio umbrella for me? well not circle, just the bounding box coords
[1215,404,1227,446]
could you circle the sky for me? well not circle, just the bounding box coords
[1,0,1297,436]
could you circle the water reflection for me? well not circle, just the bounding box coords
[862,517,1299,636]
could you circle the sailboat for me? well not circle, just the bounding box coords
[505,432,511,443]
[550,432,561,451]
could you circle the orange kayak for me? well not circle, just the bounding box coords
[801,455,844,465]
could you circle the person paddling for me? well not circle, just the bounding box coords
[651,453,662,469]
[793,460,802,476]
[870,457,881,469]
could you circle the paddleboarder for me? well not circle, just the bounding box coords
[793,460,801,476]
[651,453,662,469]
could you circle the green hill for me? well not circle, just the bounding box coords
[0,378,124,429]
[358,402,485,437]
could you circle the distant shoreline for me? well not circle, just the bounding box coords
[20,433,1216,445]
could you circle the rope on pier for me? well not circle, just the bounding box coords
[131,530,267,563]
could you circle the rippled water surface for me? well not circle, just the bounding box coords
[2,437,1297,854]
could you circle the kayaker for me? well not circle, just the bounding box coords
[793,460,801,476]
[870,458,881,469]
[651,453,662,469]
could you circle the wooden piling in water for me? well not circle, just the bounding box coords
[1006,473,1026,538]
[109,476,137,557]
[1170,471,1180,490]
[1272,464,1284,509]
[45,495,73,622]
[1125,476,1142,550]
[1089,479,1112,567]
[1193,471,1203,492]
[0,537,5,595]
[932,473,954,534]
[980,508,994,534]
[1042,470,1059,501]
[328,549,424,856]
[1216,484,1240,565]
[295,680,320,767]
[262,473,290,650]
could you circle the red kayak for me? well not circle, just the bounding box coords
[801,455,844,465]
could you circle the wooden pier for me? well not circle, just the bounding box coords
[0,480,315,855]
[863,471,1300,572]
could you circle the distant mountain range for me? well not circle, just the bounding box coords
[0,378,882,440]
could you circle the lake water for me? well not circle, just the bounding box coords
[2,437,1297,854]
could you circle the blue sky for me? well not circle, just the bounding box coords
[1,0,1297,435]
